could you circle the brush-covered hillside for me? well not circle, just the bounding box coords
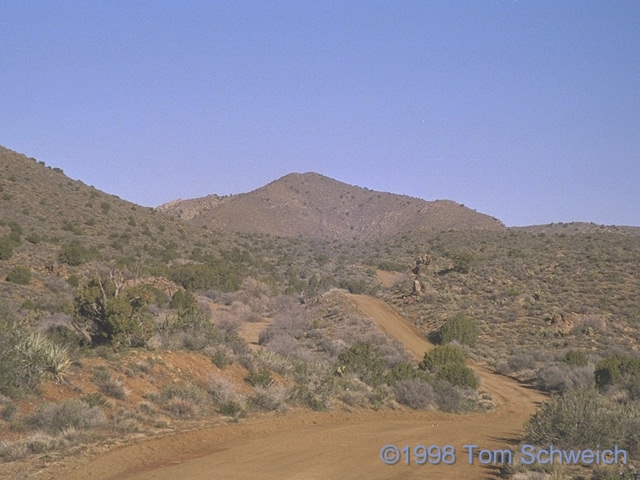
[158,172,506,240]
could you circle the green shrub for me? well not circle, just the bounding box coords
[74,277,155,346]
[435,362,478,389]
[437,314,477,347]
[169,289,198,315]
[169,261,242,292]
[339,278,368,294]
[595,354,640,391]
[564,349,589,367]
[245,368,273,388]
[211,350,230,369]
[219,400,244,417]
[26,232,41,244]
[377,260,406,272]
[0,237,14,260]
[450,252,474,273]
[0,323,41,395]
[6,266,32,285]
[59,240,95,266]
[386,362,425,384]
[336,342,387,387]
[419,345,466,372]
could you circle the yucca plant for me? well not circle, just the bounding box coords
[42,342,72,382]
[15,332,71,382]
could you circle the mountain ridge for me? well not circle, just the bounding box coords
[157,171,507,239]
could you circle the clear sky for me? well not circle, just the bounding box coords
[1,1,638,227]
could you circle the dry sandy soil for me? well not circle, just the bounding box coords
[38,294,545,480]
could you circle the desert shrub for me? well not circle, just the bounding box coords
[160,383,209,405]
[339,278,368,294]
[377,260,406,272]
[23,432,66,454]
[158,383,210,417]
[249,385,288,412]
[207,375,241,405]
[564,349,589,367]
[419,345,466,372]
[0,237,14,260]
[336,342,387,387]
[536,364,594,392]
[1,403,18,421]
[386,362,426,384]
[0,323,42,395]
[290,375,335,411]
[169,260,242,292]
[393,378,435,409]
[432,380,474,413]
[450,252,475,273]
[74,277,155,347]
[6,266,32,285]
[45,324,84,351]
[26,232,41,244]
[59,240,95,266]
[165,398,197,418]
[159,309,227,351]
[595,354,640,391]
[28,400,106,433]
[245,368,273,388]
[15,332,72,382]
[437,314,477,347]
[94,373,127,400]
[262,333,299,357]
[435,362,478,389]
[0,440,28,461]
[508,354,536,372]
[524,389,640,453]
[81,392,108,407]
[219,400,244,417]
[259,300,312,344]
[169,289,198,315]
[208,348,231,369]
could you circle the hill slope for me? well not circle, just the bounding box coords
[0,145,239,286]
[157,172,506,239]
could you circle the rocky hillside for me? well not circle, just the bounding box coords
[157,172,506,240]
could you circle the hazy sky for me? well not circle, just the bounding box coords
[1,1,638,226]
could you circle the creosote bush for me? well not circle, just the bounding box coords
[437,314,477,347]
[336,342,387,387]
[564,349,589,367]
[6,266,32,285]
[419,345,466,371]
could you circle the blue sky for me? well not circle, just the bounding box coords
[1,1,638,226]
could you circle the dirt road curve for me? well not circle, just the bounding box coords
[57,295,544,480]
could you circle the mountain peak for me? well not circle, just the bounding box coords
[158,173,505,239]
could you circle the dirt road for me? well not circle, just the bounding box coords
[56,295,544,480]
